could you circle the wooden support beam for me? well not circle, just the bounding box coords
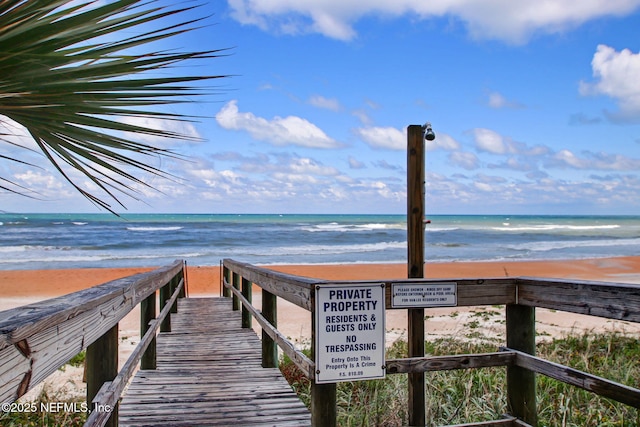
[506,304,537,425]
[140,291,156,370]
[241,277,252,329]
[262,290,278,368]
[407,123,426,426]
[86,324,118,427]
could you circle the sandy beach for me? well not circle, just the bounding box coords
[3,257,640,401]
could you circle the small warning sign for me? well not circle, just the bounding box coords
[391,282,457,308]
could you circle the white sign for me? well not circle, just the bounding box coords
[391,282,457,308]
[314,283,386,384]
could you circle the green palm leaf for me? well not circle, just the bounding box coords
[0,0,227,212]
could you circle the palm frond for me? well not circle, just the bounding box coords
[0,0,228,212]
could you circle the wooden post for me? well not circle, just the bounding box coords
[223,265,231,298]
[160,283,171,332]
[140,292,156,370]
[407,124,426,426]
[506,303,537,425]
[311,382,337,427]
[232,272,241,311]
[241,277,252,328]
[170,275,178,314]
[178,266,186,299]
[86,324,119,427]
[310,302,337,427]
[262,290,278,368]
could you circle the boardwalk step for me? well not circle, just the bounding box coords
[119,297,311,427]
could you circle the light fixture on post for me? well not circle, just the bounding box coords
[423,122,435,141]
[406,121,435,426]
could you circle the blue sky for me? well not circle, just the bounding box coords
[3,0,640,215]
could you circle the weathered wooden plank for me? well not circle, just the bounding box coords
[509,348,640,408]
[223,259,317,310]
[119,297,310,427]
[516,277,640,322]
[386,351,515,375]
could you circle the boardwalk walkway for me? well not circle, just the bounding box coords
[119,297,311,426]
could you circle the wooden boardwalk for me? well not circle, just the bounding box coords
[119,297,311,427]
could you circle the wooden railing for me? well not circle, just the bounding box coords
[222,258,640,427]
[0,260,187,427]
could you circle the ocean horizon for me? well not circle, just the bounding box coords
[1,213,640,270]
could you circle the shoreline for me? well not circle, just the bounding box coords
[3,255,640,299]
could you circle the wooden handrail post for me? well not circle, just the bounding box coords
[223,265,231,298]
[160,282,171,332]
[178,266,186,299]
[506,303,537,425]
[310,294,337,427]
[262,289,278,368]
[170,275,178,314]
[407,124,426,426]
[241,277,252,328]
[87,324,119,427]
[232,272,241,311]
[311,382,337,427]
[140,291,157,370]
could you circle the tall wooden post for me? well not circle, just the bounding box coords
[407,124,426,426]
[506,303,537,425]
[140,292,156,370]
[310,296,337,427]
[160,283,171,332]
[241,277,252,328]
[232,272,241,311]
[170,275,178,315]
[262,290,278,368]
[86,324,118,427]
[223,265,231,298]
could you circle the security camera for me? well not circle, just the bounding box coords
[424,122,435,141]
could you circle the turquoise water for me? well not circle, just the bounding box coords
[1,213,639,270]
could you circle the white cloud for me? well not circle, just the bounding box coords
[355,126,405,150]
[308,95,342,111]
[548,149,640,170]
[449,151,479,170]
[0,115,38,152]
[227,0,640,43]
[348,156,366,169]
[289,157,340,176]
[487,91,524,109]
[120,115,202,147]
[472,128,510,154]
[580,44,640,121]
[426,133,460,151]
[215,100,341,148]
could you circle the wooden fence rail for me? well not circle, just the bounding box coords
[222,258,640,427]
[0,259,186,427]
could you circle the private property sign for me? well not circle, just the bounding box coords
[314,283,386,384]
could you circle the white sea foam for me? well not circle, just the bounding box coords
[232,241,406,257]
[493,224,620,232]
[126,226,184,232]
[302,222,405,232]
[508,237,640,252]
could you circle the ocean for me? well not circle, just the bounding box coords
[1,213,639,270]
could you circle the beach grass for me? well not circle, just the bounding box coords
[0,386,87,427]
[280,331,640,426]
[2,332,638,427]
